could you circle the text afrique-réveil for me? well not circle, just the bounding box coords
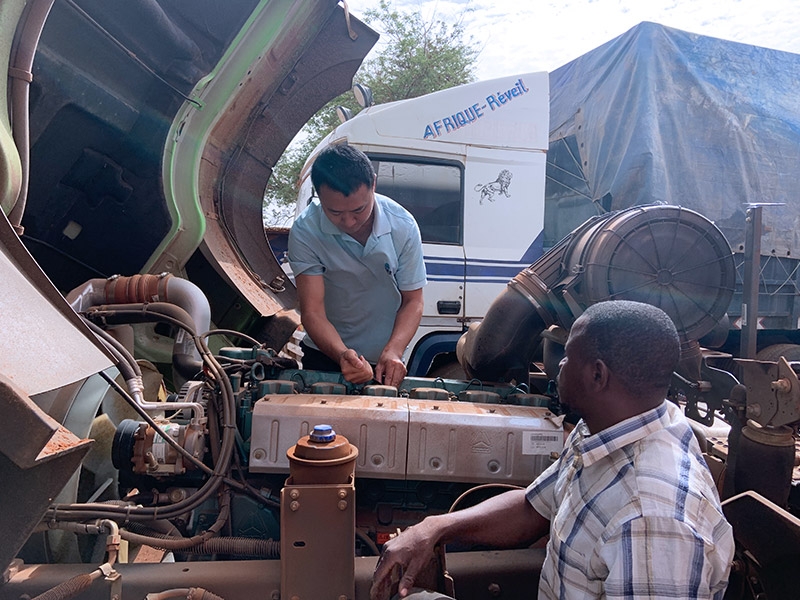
[422,78,529,140]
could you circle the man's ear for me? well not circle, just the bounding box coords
[371,175,377,191]
[591,359,611,390]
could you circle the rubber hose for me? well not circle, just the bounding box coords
[186,537,280,558]
[85,302,204,378]
[189,588,226,600]
[458,285,549,382]
[30,572,94,600]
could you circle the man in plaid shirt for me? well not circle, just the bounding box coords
[372,300,734,600]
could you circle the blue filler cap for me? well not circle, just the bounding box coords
[309,424,336,443]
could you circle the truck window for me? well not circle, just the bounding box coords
[371,158,463,245]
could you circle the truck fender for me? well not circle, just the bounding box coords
[407,332,464,377]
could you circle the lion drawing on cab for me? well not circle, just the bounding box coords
[475,169,512,205]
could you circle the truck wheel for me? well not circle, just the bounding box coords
[755,343,800,362]
[427,355,467,379]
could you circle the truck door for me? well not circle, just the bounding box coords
[370,155,467,368]
[462,146,547,324]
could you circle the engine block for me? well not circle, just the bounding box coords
[249,392,563,485]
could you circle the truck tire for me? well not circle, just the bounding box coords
[755,343,800,362]
[427,356,467,380]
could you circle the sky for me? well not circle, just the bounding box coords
[343,0,800,81]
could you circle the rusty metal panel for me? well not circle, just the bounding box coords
[723,490,800,568]
[0,374,92,574]
[722,491,800,597]
[281,481,356,600]
[0,237,111,396]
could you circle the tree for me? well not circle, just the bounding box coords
[264,0,478,225]
[359,0,477,102]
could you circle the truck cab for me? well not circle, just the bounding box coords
[296,73,550,376]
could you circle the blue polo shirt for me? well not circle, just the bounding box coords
[288,193,427,363]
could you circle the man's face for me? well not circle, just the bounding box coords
[317,181,376,240]
[556,318,592,416]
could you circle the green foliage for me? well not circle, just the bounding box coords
[264,0,478,224]
[360,0,477,103]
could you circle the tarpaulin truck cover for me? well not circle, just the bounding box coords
[545,21,800,255]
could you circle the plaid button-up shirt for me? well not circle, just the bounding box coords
[527,400,734,599]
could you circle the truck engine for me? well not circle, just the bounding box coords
[2,269,563,600]
[2,205,799,600]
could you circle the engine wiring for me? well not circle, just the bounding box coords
[44,304,236,523]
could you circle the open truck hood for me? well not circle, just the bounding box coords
[0,0,376,575]
[3,0,377,335]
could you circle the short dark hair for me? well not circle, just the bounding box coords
[579,300,680,396]
[310,144,375,196]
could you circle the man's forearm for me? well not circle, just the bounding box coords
[302,312,373,382]
[430,489,549,549]
[382,290,424,358]
[301,311,348,361]
[296,274,349,361]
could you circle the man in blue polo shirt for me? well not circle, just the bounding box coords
[288,144,426,386]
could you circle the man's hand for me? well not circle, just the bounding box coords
[339,348,373,384]
[375,350,407,388]
[370,521,440,600]
[371,491,548,600]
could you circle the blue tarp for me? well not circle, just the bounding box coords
[544,21,800,254]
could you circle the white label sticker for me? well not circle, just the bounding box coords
[152,424,178,463]
[522,431,563,455]
[152,439,166,463]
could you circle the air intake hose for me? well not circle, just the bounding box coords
[458,205,735,382]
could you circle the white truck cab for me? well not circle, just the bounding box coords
[297,73,550,376]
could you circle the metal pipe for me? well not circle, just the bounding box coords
[67,274,211,379]
[7,0,57,232]
[146,589,226,600]
[66,274,211,347]
[739,205,763,360]
[457,283,551,383]
[85,303,205,419]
